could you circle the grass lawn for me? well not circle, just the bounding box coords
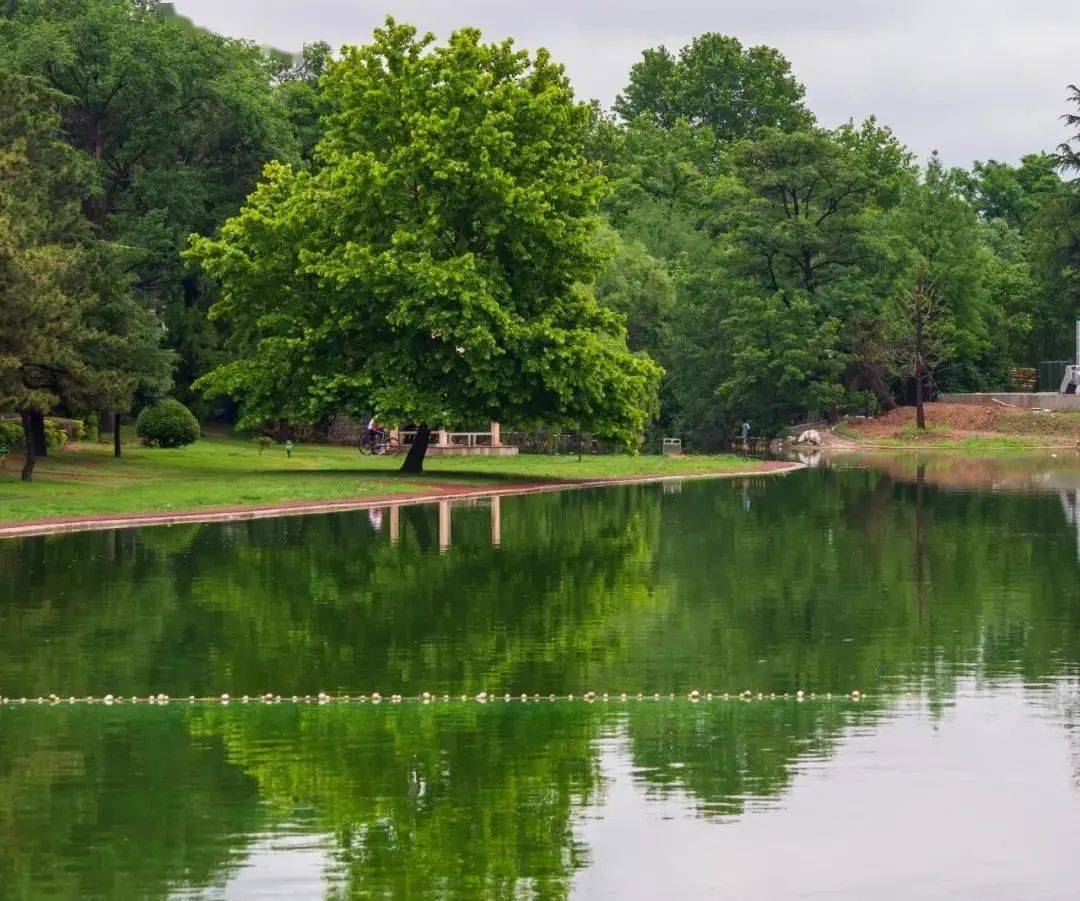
[842,435,1074,450]
[0,431,763,525]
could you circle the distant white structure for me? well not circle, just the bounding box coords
[1058,318,1080,394]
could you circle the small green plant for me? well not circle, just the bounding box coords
[898,422,949,440]
[135,399,201,448]
[253,435,273,455]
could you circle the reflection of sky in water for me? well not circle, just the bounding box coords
[576,683,1080,899]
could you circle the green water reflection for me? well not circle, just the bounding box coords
[1,457,1079,897]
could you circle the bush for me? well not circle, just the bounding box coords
[44,421,68,449]
[0,419,24,450]
[135,399,201,448]
[47,417,84,443]
[81,413,99,443]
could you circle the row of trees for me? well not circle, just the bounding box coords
[3,1,1080,468]
[591,36,1080,439]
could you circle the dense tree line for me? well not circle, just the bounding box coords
[594,43,1080,440]
[3,0,1080,453]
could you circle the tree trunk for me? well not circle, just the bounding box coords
[914,283,926,430]
[20,411,35,483]
[114,412,122,458]
[400,424,431,474]
[868,370,896,412]
[915,365,926,430]
[30,410,47,458]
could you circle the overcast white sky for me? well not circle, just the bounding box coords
[173,0,1080,167]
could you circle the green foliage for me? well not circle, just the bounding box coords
[189,19,660,465]
[0,0,295,409]
[615,33,812,140]
[2,2,1077,451]
[135,398,201,448]
[0,419,23,449]
[0,64,173,476]
[46,417,84,443]
[43,420,67,448]
[898,422,949,439]
[81,412,99,443]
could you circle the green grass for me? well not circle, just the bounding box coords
[854,435,1070,451]
[997,411,1080,437]
[897,423,951,440]
[0,432,762,525]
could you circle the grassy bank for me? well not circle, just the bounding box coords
[0,432,765,526]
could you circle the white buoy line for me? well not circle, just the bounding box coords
[0,689,865,707]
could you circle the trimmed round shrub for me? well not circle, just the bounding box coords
[135,399,201,448]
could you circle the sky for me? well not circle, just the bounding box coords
[172,0,1080,167]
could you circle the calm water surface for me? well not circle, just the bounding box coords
[2,453,1080,898]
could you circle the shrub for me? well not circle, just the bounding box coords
[81,413,100,443]
[135,399,201,448]
[44,421,68,449]
[47,417,84,443]
[0,419,24,450]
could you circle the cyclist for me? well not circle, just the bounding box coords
[367,416,387,449]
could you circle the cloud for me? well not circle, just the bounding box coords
[172,0,1080,165]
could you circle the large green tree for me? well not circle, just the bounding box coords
[0,72,90,479]
[189,19,660,472]
[614,33,812,140]
[0,0,296,411]
[0,70,173,475]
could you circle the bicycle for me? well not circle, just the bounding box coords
[358,432,401,456]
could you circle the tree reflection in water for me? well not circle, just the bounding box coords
[1,458,1080,895]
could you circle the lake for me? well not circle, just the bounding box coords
[2,453,1079,898]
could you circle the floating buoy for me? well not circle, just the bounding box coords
[688,690,701,702]
[475,692,487,703]
[221,694,230,703]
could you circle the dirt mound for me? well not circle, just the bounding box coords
[851,403,1004,437]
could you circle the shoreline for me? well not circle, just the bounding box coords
[0,461,803,540]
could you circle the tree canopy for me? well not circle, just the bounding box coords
[189,19,661,470]
[2,2,1080,452]
[615,33,812,139]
